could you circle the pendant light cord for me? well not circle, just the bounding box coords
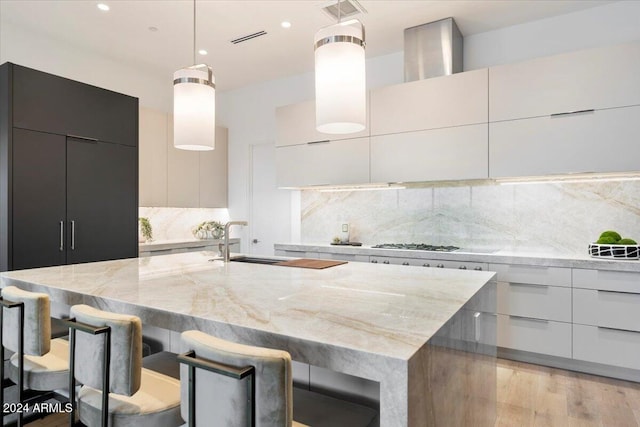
[193,0,196,65]
[337,0,341,23]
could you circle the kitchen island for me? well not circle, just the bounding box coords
[0,251,497,426]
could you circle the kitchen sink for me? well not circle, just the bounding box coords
[230,256,282,265]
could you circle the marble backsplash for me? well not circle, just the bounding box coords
[139,207,229,241]
[300,181,640,256]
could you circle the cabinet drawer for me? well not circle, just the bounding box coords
[370,124,488,183]
[573,268,640,293]
[497,282,570,322]
[489,106,640,178]
[574,324,640,370]
[489,264,570,287]
[573,288,640,332]
[497,314,571,358]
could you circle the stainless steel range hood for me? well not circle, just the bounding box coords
[404,17,463,82]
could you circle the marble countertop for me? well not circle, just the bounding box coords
[0,251,495,361]
[274,243,640,272]
[139,238,240,252]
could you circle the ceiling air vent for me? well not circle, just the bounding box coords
[230,30,267,45]
[321,0,367,20]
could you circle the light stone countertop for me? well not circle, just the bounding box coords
[0,251,494,361]
[275,243,640,272]
[139,238,240,252]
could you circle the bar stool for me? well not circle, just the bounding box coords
[0,286,70,427]
[67,304,182,427]
[178,330,378,427]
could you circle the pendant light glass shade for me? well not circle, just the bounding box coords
[314,19,366,134]
[173,65,216,151]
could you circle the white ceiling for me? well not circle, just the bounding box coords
[0,0,611,91]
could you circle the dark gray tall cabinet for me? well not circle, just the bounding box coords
[0,63,138,271]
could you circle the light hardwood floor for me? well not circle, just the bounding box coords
[28,358,640,427]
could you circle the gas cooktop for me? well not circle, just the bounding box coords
[371,243,460,252]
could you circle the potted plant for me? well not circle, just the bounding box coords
[138,217,153,243]
[193,221,225,240]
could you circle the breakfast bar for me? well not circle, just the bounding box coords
[0,251,497,426]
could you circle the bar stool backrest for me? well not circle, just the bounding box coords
[180,330,293,427]
[70,304,143,396]
[1,286,50,356]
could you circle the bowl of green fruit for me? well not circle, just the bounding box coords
[589,230,639,260]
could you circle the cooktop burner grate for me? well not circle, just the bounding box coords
[372,243,460,252]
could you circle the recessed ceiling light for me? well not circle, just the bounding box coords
[97,3,110,12]
[281,21,292,29]
[148,26,158,32]
[198,49,208,56]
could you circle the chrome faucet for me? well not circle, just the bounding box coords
[220,221,248,262]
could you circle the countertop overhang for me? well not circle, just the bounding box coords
[0,251,495,362]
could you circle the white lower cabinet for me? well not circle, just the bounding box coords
[573,288,640,332]
[573,324,640,371]
[275,137,369,188]
[369,256,487,271]
[497,314,571,358]
[497,282,571,322]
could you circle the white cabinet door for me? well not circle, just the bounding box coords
[167,116,199,207]
[574,324,640,371]
[489,41,640,122]
[370,68,488,135]
[199,127,228,208]
[370,124,488,183]
[275,138,369,187]
[275,99,369,147]
[573,269,640,293]
[573,288,640,332]
[139,107,168,207]
[489,105,640,178]
[488,264,571,287]
[497,282,571,322]
[497,314,571,358]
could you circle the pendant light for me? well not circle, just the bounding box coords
[314,1,366,134]
[173,0,215,151]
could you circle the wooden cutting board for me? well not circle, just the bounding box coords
[275,258,347,269]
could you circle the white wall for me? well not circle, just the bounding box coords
[464,0,640,70]
[0,21,170,111]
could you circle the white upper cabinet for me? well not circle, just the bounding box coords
[489,41,640,122]
[276,138,369,187]
[139,107,228,207]
[370,68,488,136]
[490,105,640,178]
[275,99,369,147]
[370,124,488,183]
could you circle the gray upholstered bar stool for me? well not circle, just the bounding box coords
[1,286,70,426]
[178,330,378,427]
[67,304,182,427]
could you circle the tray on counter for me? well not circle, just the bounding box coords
[330,242,363,246]
[588,243,640,260]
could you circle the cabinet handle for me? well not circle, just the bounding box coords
[71,220,76,250]
[474,312,481,342]
[67,134,99,143]
[306,140,330,145]
[59,221,64,251]
[597,289,639,296]
[508,282,549,288]
[509,315,548,323]
[597,326,638,333]
[550,109,594,118]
